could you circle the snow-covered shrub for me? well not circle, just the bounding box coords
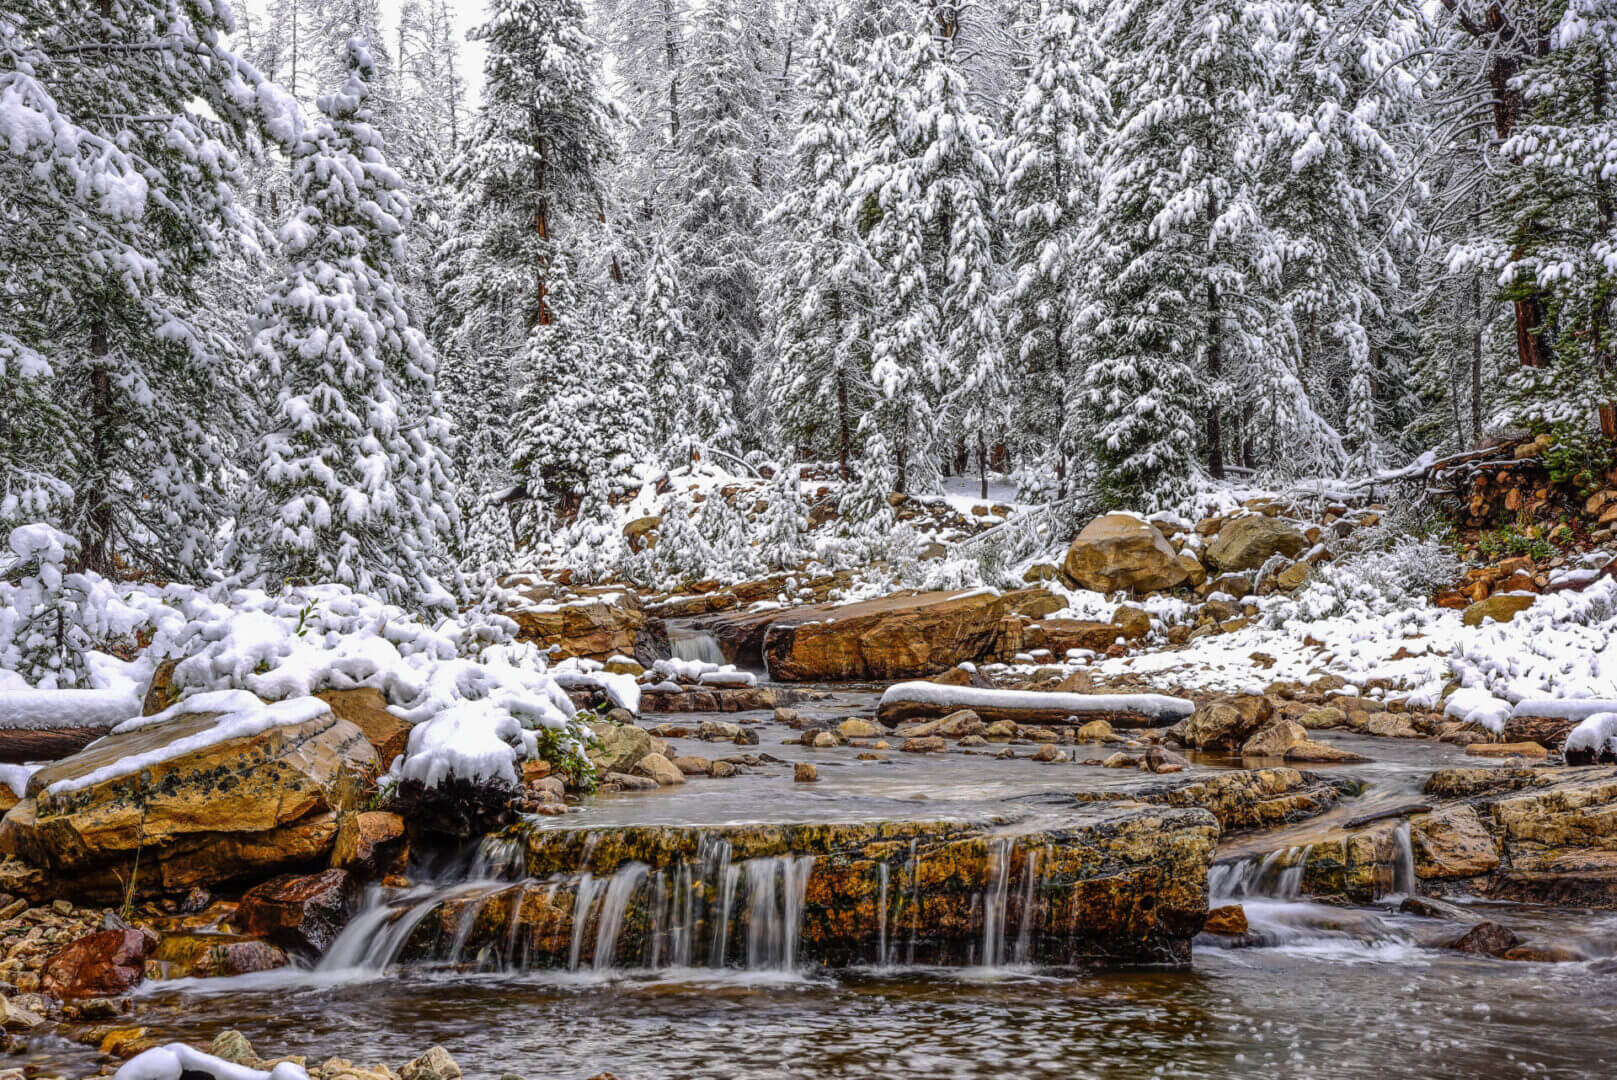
[549,477,628,584]
[757,467,809,571]
[0,524,146,689]
[696,488,762,578]
[647,494,717,587]
[1274,535,1460,623]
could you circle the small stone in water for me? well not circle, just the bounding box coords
[794,762,819,783]
[1031,744,1064,762]
[1203,905,1248,935]
[1101,752,1135,768]
[901,736,946,753]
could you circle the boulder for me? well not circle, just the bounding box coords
[235,868,357,954]
[316,687,412,767]
[1023,619,1125,655]
[793,762,818,783]
[1285,741,1371,764]
[1062,515,1189,594]
[1409,805,1500,880]
[631,752,686,787]
[937,710,987,738]
[0,704,376,902]
[588,721,655,774]
[508,589,664,665]
[1111,606,1151,640]
[330,810,407,876]
[1076,719,1114,742]
[1177,554,1207,588]
[836,718,882,739]
[42,928,156,1000]
[1442,920,1520,955]
[1203,905,1248,935]
[1171,697,1274,751]
[1461,593,1536,627]
[1206,517,1308,573]
[1241,721,1306,758]
[146,933,288,980]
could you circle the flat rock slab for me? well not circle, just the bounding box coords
[399,808,1219,970]
[696,590,1012,682]
[876,682,1194,729]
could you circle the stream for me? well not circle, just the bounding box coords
[17,684,1617,1077]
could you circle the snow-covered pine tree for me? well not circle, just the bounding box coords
[597,0,688,216]
[510,260,650,506]
[763,19,875,480]
[836,429,899,557]
[0,2,299,575]
[999,0,1109,497]
[1075,0,1279,505]
[666,0,769,448]
[236,40,456,610]
[648,492,716,586]
[0,524,90,688]
[757,464,810,571]
[855,12,1005,495]
[436,0,623,553]
[633,241,695,462]
[695,485,762,578]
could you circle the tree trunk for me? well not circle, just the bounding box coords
[977,430,988,500]
[533,132,551,326]
[1471,275,1484,442]
[836,368,850,483]
[81,319,115,576]
[1206,281,1224,480]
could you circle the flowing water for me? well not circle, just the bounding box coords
[18,688,1617,1076]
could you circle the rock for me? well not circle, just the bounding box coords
[937,710,986,738]
[631,752,686,787]
[1024,619,1127,655]
[1276,562,1311,590]
[1366,712,1417,738]
[1098,768,1350,831]
[696,590,1012,681]
[1241,721,1306,758]
[1202,905,1248,935]
[331,811,407,876]
[209,1030,259,1066]
[709,761,739,779]
[1102,752,1134,768]
[1031,744,1064,762]
[623,515,663,552]
[1144,746,1190,773]
[837,718,882,740]
[1024,727,1061,743]
[1409,805,1500,880]
[1499,943,1588,963]
[1462,593,1536,627]
[1171,697,1273,751]
[602,657,644,676]
[603,772,658,791]
[587,721,655,774]
[1298,707,1347,730]
[793,762,819,783]
[1285,741,1371,764]
[236,868,357,954]
[1004,587,1065,619]
[1177,553,1207,588]
[1111,605,1151,640]
[315,687,412,767]
[957,735,987,748]
[147,933,288,980]
[1206,516,1308,572]
[401,1046,463,1080]
[1053,670,1094,694]
[1398,895,1473,920]
[810,731,839,748]
[670,756,712,776]
[986,720,1020,740]
[1022,563,1061,583]
[902,736,947,753]
[42,928,156,1000]
[1465,741,1548,759]
[0,703,376,902]
[1077,719,1115,742]
[1442,920,1520,955]
[697,720,742,741]
[774,707,805,726]
[878,683,1191,729]
[1062,514,1189,594]
[508,589,661,665]
[0,995,43,1031]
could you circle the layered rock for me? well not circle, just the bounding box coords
[695,590,1012,681]
[1062,515,1188,594]
[0,706,377,901]
[1205,516,1308,573]
[876,682,1194,728]
[508,589,667,665]
[396,809,1218,969]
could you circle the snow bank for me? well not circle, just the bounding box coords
[1565,713,1617,760]
[878,681,1195,720]
[114,1043,308,1080]
[0,687,139,730]
[1442,687,1512,734]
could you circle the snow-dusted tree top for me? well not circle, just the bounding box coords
[3,0,1616,583]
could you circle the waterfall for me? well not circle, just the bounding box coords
[1210,845,1313,901]
[592,863,650,971]
[1390,822,1418,898]
[1012,850,1040,966]
[743,856,815,969]
[670,628,727,666]
[876,862,889,967]
[982,838,1013,967]
[567,874,603,971]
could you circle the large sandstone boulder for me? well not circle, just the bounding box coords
[697,590,1012,681]
[1205,516,1309,572]
[0,703,377,902]
[1170,697,1274,750]
[235,868,357,954]
[508,588,667,665]
[42,927,157,1000]
[1062,515,1189,594]
[316,687,412,767]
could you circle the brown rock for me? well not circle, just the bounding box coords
[837,718,882,740]
[236,868,357,954]
[1462,593,1536,627]
[1465,741,1549,759]
[146,933,288,980]
[1442,920,1520,955]
[670,756,712,776]
[793,762,819,783]
[1031,744,1064,762]
[1177,553,1207,588]
[508,589,659,664]
[1203,904,1248,935]
[901,736,947,754]
[1409,805,1500,880]
[1112,605,1151,640]
[937,710,986,738]
[631,752,686,786]
[1206,517,1308,573]
[42,928,156,1000]
[1076,719,1114,742]
[1241,721,1306,758]
[1285,741,1371,764]
[330,811,407,876]
[1172,699,1270,750]
[316,687,411,766]
[1063,514,1189,594]
[401,1046,462,1080]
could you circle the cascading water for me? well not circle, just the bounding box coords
[669,627,728,666]
[1391,821,1418,898]
[1209,845,1314,901]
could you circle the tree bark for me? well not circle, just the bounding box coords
[1206,281,1224,480]
[977,430,988,500]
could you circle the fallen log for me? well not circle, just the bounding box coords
[876,682,1195,729]
[0,727,107,764]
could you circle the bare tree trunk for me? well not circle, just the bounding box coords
[1206,281,1224,479]
[977,430,988,500]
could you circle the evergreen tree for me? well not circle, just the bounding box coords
[757,464,809,571]
[634,240,695,461]
[764,19,875,479]
[235,41,456,610]
[1000,0,1108,497]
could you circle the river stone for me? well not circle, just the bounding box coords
[793,762,819,783]
[401,1046,463,1080]
[1172,697,1273,751]
[1464,741,1548,759]
[1090,768,1350,832]
[1298,706,1347,730]
[837,718,882,739]
[0,704,375,902]
[1031,744,1064,762]
[236,868,358,954]
[697,720,742,741]
[1241,720,1306,758]
[1077,719,1114,742]
[1442,920,1520,955]
[1206,517,1308,573]
[1285,740,1371,764]
[603,772,657,791]
[589,722,655,774]
[902,736,946,753]
[1202,905,1248,935]
[631,752,686,787]
[1409,805,1500,880]
[42,928,157,1000]
[671,756,712,776]
[810,732,839,748]
[937,710,986,738]
[1063,515,1189,594]
[146,933,288,980]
